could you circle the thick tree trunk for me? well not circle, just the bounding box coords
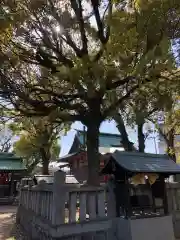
[166,128,176,162]
[42,160,49,175]
[113,113,134,151]
[40,148,50,175]
[27,157,40,174]
[138,122,145,152]
[86,122,100,186]
[158,126,176,162]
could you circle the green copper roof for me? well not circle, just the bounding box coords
[0,153,26,171]
[77,130,123,148]
[0,153,14,158]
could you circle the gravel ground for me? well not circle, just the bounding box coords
[0,205,28,240]
[0,212,15,239]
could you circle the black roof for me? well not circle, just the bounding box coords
[68,135,84,154]
[102,151,180,174]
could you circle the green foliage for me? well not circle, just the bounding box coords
[12,116,68,174]
[0,0,178,120]
[107,5,176,76]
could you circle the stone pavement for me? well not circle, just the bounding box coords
[0,205,17,240]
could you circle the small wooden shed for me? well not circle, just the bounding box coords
[101,151,180,218]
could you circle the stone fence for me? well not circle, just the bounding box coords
[16,171,115,239]
[16,172,180,240]
[166,182,180,238]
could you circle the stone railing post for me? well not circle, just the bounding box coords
[52,170,66,225]
[166,183,173,214]
[106,179,116,218]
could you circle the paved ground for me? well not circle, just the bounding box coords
[0,206,17,240]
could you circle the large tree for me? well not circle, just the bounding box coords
[0,0,179,184]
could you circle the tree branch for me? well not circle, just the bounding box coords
[91,0,106,44]
[30,87,84,100]
[146,107,159,118]
[106,76,136,90]
[103,78,152,118]
[103,85,138,119]
[71,0,88,55]
[113,112,135,151]
[48,0,83,58]
[92,0,112,61]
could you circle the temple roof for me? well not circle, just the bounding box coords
[68,130,125,154]
[0,152,26,172]
[58,152,81,162]
[101,151,180,175]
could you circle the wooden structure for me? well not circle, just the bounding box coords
[58,151,109,183]
[101,151,180,218]
[0,152,26,204]
[58,130,126,183]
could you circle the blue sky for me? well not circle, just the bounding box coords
[60,120,159,156]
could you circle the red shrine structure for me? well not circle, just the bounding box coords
[58,130,131,183]
[0,152,26,204]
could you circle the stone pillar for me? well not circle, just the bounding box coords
[106,179,116,218]
[10,173,14,197]
[52,170,66,225]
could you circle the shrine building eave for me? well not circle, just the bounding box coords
[57,151,84,163]
[101,151,180,176]
[0,153,26,172]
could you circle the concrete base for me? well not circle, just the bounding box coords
[115,215,175,240]
[17,204,175,240]
[172,211,180,239]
